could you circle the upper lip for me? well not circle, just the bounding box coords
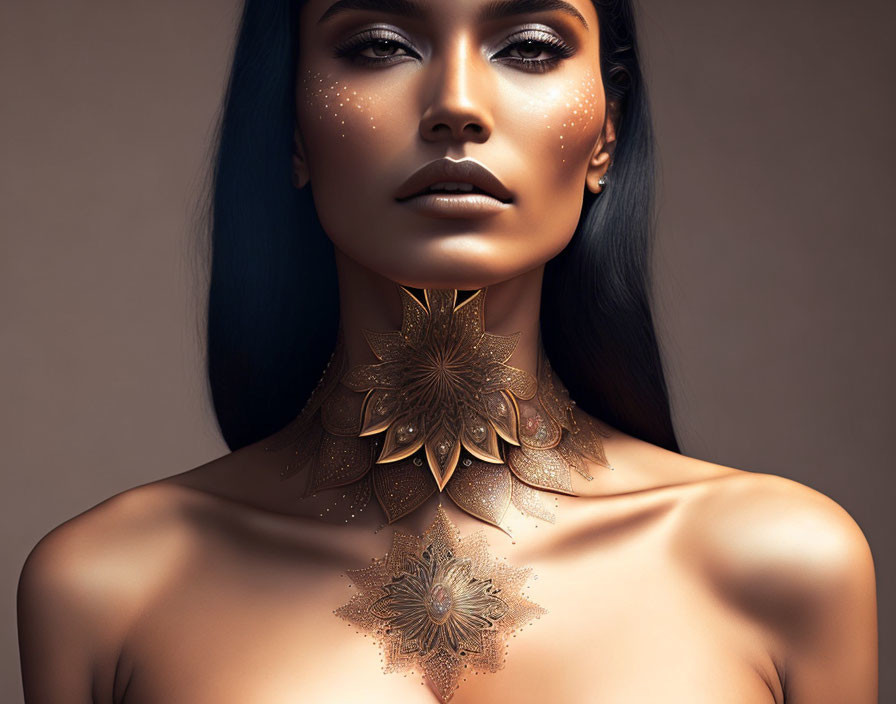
[394,158,514,203]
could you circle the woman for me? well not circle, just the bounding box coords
[18,0,878,701]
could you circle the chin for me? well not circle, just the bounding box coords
[361,236,555,291]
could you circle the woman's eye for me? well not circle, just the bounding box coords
[493,34,575,73]
[333,30,574,73]
[333,31,418,66]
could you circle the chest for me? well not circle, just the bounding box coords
[118,531,781,704]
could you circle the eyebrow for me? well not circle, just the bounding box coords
[316,0,589,31]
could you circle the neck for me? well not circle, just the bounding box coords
[267,249,610,532]
[334,249,544,377]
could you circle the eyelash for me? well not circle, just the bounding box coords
[332,29,575,73]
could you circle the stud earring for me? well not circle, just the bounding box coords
[598,175,608,187]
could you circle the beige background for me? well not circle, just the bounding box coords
[2,0,893,700]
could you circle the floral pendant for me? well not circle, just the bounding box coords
[335,505,546,702]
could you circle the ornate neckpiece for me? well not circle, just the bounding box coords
[266,286,611,701]
[267,286,611,532]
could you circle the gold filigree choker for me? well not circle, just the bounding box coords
[267,286,611,532]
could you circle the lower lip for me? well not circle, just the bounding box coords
[397,192,512,218]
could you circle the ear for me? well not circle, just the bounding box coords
[292,124,310,190]
[585,100,619,194]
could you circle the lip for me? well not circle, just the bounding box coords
[394,158,515,204]
[398,191,511,219]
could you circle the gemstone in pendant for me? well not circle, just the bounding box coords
[397,424,416,443]
[523,415,541,436]
[426,583,453,623]
[471,425,487,443]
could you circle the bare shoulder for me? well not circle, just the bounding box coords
[19,480,201,622]
[677,470,875,613]
[18,481,202,702]
[674,468,878,701]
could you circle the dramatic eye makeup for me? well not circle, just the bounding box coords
[332,26,576,73]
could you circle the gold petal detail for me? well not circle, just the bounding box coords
[342,360,404,393]
[424,422,462,490]
[478,331,519,364]
[424,288,458,323]
[359,388,399,436]
[509,473,556,523]
[320,383,365,436]
[422,647,461,702]
[378,413,426,463]
[445,460,512,529]
[460,407,502,463]
[564,407,612,466]
[310,433,373,493]
[372,458,437,523]
[506,445,575,494]
[536,352,575,432]
[398,286,429,345]
[484,390,520,445]
[516,397,563,450]
[334,506,546,702]
[484,364,537,400]
[363,330,406,362]
[451,289,486,346]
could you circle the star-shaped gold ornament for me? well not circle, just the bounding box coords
[267,286,611,532]
[334,505,546,702]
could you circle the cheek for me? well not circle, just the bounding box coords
[498,72,605,255]
[298,68,387,172]
[512,72,604,176]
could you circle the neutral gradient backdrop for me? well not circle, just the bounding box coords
[2,0,893,700]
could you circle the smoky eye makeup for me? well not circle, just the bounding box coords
[332,27,422,65]
[331,23,577,73]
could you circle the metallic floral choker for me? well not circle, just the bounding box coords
[267,286,611,532]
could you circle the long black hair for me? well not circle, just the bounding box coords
[204,0,680,453]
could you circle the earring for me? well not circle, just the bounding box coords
[598,175,608,187]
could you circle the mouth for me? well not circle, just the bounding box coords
[394,158,515,205]
[396,190,512,219]
[396,183,509,202]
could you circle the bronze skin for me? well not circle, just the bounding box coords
[16,0,878,702]
[293,0,615,291]
[293,0,615,377]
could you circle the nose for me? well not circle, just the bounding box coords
[419,35,493,145]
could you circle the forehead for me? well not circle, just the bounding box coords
[300,0,597,34]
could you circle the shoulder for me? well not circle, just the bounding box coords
[19,481,201,621]
[678,471,875,612]
[18,482,201,700]
[676,470,878,699]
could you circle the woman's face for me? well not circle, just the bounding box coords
[295,0,614,289]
